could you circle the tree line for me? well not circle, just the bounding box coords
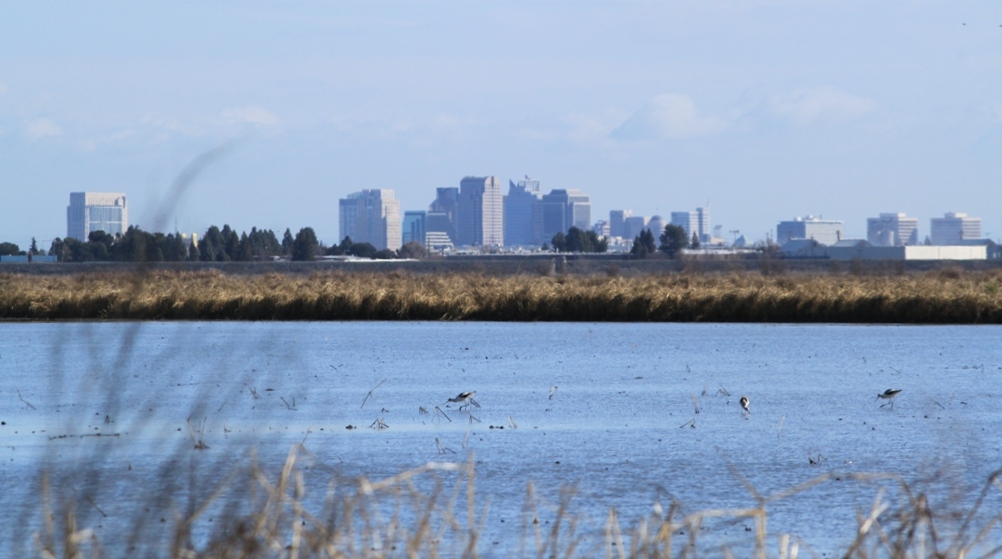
[0,223,701,262]
[628,224,695,259]
[3,226,431,263]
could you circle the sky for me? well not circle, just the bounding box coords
[2,1,1001,250]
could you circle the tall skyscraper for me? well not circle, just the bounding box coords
[867,213,919,246]
[429,187,460,244]
[503,177,543,247]
[930,212,981,245]
[776,216,845,245]
[457,176,503,247]
[402,211,426,246]
[541,189,591,240]
[670,207,712,242]
[623,215,650,240]
[338,189,402,251]
[609,210,632,238]
[66,192,128,241]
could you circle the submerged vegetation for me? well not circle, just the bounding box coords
[0,268,1001,323]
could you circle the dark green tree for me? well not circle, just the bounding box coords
[348,242,377,258]
[690,232,701,250]
[550,232,567,252]
[29,237,39,256]
[281,228,295,257]
[221,225,240,261]
[0,242,22,256]
[659,224,688,259]
[630,229,657,258]
[397,241,427,259]
[199,226,223,262]
[291,227,319,261]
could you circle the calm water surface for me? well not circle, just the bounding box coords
[1,322,1000,557]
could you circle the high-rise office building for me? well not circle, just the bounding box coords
[457,176,503,247]
[930,212,981,245]
[402,211,426,246]
[66,192,128,241]
[429,187,459,244]
[338,189,402,251]
[867,213,919,246]
[670,207,711,243]
[776,216,845,246]
[609,210,633,238]
[623,216,650,240]
[541,189,591,240]
[504,177,543,246]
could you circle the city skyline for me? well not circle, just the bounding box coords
[2,2,1000,250]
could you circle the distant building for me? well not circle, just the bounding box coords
[647,215,667,237]
[623,215,650,240]
[930,212,981,245]
[429,187,459,244]
[670,208,711,242]
[338,189,402,251]
[402,211,426,246]
[609,210,633,238]
[541,189,591,240]
[457,176,504,247]
[776,216,845,246]
[867,213,919,246]
[503,177,543,246]
[67,192,128,241]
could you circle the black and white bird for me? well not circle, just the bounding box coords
[446,391,480,411]
[739,395,750,414]
[876,388,902,408]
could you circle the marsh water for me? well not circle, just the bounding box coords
[2,322,1001,557]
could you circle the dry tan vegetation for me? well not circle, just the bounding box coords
[33,447,1002,559]
[1,268,1001,322]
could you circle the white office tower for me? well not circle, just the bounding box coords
[339,189,402,251]
[867,213,919,246]
[457,176,504,247]
[776,216,845,246]
[67,192,128,241]
[930,212,981,245]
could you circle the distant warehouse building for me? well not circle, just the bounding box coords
[776,216,844,246]
[825,244,987,261]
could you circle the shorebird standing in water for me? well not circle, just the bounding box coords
[446,391,480,411]
[740,396,750,414]
[877,389,902,408]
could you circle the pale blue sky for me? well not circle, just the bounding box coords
[2,1,1000,249]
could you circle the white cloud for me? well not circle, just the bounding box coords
[770,86,876,126]
[25,118,64,139]
[610,94,727,141]
[220,105,280,127]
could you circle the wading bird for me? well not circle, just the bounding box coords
[877,388,902,408]
[740,396,750,414]
[446,391,480,411]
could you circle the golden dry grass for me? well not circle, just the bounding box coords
[33,447,1002,559]
[1,268,1001,323]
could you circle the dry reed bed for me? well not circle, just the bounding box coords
[1,269,1001,322]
